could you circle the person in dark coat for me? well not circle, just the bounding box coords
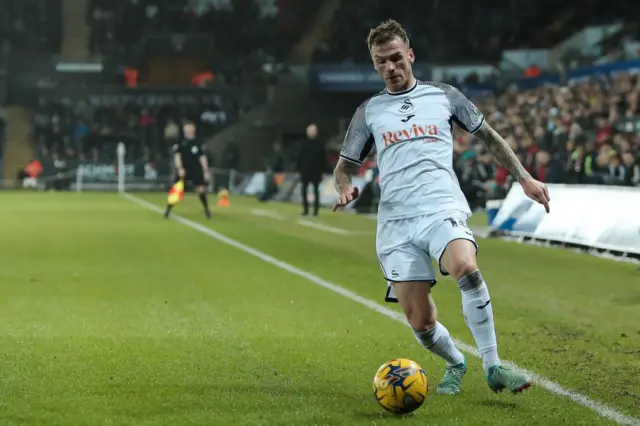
[296,124,327,216]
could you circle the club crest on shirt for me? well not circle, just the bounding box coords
[398,98,414,113]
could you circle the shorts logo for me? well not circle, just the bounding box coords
[444,218,464,227]
[391,270,399,278]
[445,218,473,236]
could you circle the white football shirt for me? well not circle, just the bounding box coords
[339,80,485,222]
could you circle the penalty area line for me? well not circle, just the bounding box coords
[123,193,639,426]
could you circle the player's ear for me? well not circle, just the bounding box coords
[408,49,415,64]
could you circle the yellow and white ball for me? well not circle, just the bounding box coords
[373,358,428,414]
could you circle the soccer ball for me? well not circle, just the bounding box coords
[373,358,428,414]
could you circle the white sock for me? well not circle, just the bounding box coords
[458,271,500,375]
[413,322,465,367]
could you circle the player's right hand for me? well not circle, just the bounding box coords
[333,187,360,212]
[177,167,186,179]
[519,177,550,213]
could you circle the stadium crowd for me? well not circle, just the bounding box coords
[87,0,321,62]
[315,73,640,211]
[31,93,234,171]
[453,73,640,207]
[313,0,640,65]
[0,0,61,54]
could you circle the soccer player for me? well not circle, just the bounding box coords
[164,120,212,219]
[333,20,550,396]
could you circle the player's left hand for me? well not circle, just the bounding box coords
[333,187,360,212]
[519,177,550,213]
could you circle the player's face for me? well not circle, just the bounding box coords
[183,123,196,139]
[370,37,415,92]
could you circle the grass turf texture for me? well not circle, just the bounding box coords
[0,192,638,425]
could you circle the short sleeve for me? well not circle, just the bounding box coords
[441,84,485,134]
[172,143,180,154]
[339,100,374,165]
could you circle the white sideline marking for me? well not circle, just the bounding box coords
[297,219,353,235]
[251,208,285,220]
[124,193,638,426]
[252,208,358,236]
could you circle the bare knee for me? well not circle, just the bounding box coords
[448,258,478,281]
[407,309,438,333]
[441,239,479,280]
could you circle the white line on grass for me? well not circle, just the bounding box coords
[251,208,286,220]
[297,219,353,235]
[251,208,358,236]
[124,193,639,426]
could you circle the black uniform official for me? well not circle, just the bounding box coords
[164,120,211,219]
[296,123,327,216]
[172,138,207,187]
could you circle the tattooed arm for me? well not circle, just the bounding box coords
[474,121,532,181]
[333,99,373,211]
[333,158,358,193]
[441,82,550,211]
[474,121,551,212]
[333,158,361,211]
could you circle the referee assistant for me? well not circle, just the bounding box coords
[164,120,211,219]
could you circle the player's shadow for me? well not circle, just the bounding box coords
[188,382,365,403]
[475,399,518,409]
[353,411,416,421]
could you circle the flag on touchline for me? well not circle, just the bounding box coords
[167,180,185,206]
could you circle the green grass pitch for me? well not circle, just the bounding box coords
[0,191,638,425]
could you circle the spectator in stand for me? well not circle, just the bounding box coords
[531,150,564,183]
[604,153,627,185]
[191,70,215,87]
[164,119,180,148]
[622,151,640,186]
